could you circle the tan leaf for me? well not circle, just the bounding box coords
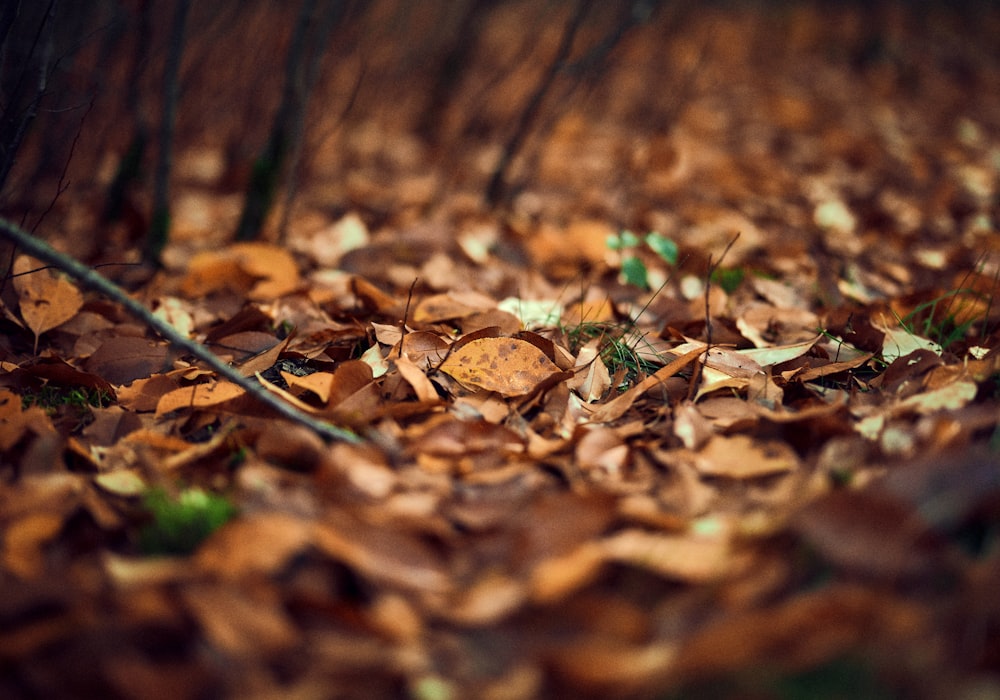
[180,243,299,300]
[93,470,147,497]
[436,572,526,626]
[313,512,451,594]
[394,354,439,402]
[195,512,313,579]
[182,583,300,656]
[155,381,247,417]
[602,527,731,583]
[3,512,65,578]
[283,370,335,403]
[13,255,84,351]
[591,346,703,423]
[439,337,562,397]
[694,434,799,478]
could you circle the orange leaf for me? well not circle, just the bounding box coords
[12,255,83,351]
[282,370,334,403]
[439,337,562,397]
[155,381,247,417]
[180,243,299,300]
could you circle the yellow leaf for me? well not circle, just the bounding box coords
[439,337,561,397]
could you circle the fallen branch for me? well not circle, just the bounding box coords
[0,217,361,443]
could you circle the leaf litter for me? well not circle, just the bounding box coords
[2,3,1000,699]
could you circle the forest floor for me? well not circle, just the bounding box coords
[2,2,1000,699]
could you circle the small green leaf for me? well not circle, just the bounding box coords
[620,230,641,248]
[711,267,744,294]
[645,231,678,266]
[621,256,649,289]
[606,233,625,251]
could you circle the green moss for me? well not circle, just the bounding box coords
[139,487,236,556]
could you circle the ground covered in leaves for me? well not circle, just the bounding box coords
[2,2,1000,698]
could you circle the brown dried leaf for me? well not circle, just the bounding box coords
[180,243,300,300]
[437,572,526,626]
[439,337,562,397]
[591,346,703,423]
[0,389,55,451]
[155,381,246,417]
[694,434,799,478]
[603,527,731,583]
[195,512,313,579]
[394,354,439,402]
[3,512,64,578]
[12,256,84,351]
[182,583,300,656]
[313,512,451,594]
[283,370,335,403]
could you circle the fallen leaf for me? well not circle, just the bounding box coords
[182,582,300,656]
[694,434,799,478]
[155,381,247,417]
[603,527,731,582]
[180,243,300,300]
[439,336,562,397]
[93,470,147,497]
[13,255,84,352]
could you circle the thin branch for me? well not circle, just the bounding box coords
[687,232,739,400]
[147,0,190,265]
[485,0,592,206]
[0,216,361,444]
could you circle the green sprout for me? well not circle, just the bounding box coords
[606,230,678,290]
[139,487,236,556]
[21,384,112,412]
[711,266,745,294]
[563,319,665,390]
[898,288,988,352]
[21,384,114,431]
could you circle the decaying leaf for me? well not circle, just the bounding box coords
[439,336,562,396]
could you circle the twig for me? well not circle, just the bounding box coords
[687,232,739,400]
[0,217,361,443]
[485,0,592,206]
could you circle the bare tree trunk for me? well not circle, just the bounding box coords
[485,0,592,207]
[146,0,189,266]
[0,0,59,194]
[414,0,503,149]
[277,0,351,242]
[235,0,320,242]
[102,0,153,229]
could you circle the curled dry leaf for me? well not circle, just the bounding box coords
[0,388,55,451]
[436,571,526,626]
[313,512,452,594]
[394,354,440,402]
[3,512,65,578]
